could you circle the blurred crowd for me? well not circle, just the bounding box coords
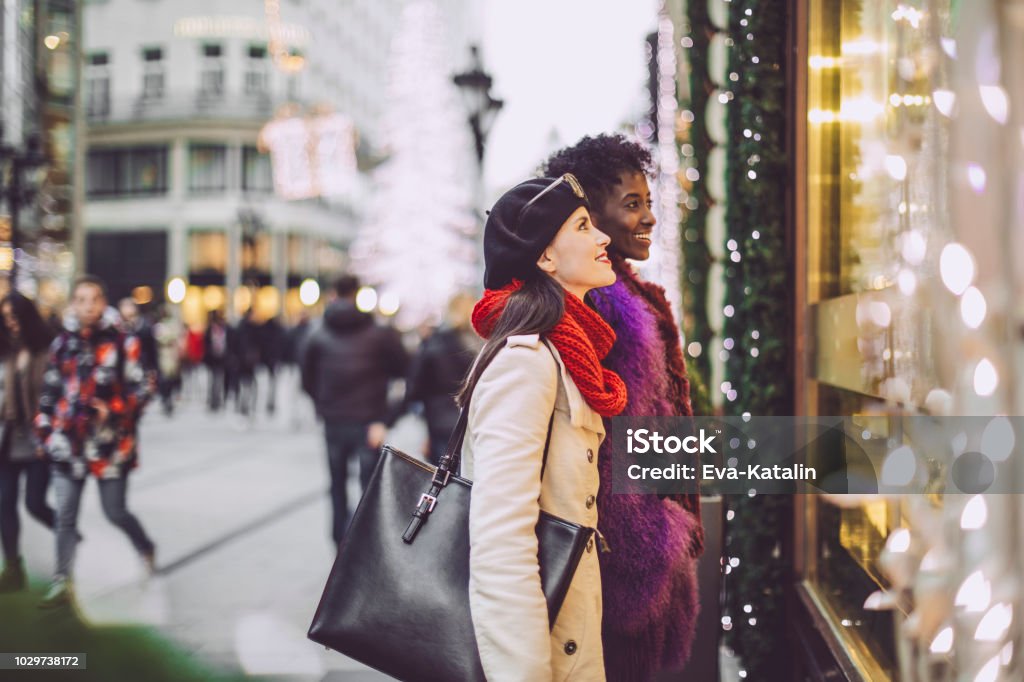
[0,271,483,605]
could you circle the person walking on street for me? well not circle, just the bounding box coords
[404,292,480,464]
[36,276,157,608]
[152,306,183,416]
[460,175,625,680]
[545,134,703,680]
[118,298,157,376]
[300,274,408,548]
[203,310,230,411]
[0,293,57,592]
[232,309,260,417]
[282,313,313,430]
[181,324,204,401]
[259,316,286,416]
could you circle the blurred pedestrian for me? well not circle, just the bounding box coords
[300,274,408,547]
[152,306,183,416]
[0,293,57,592]
[204,310,230,411]
[232,309,260,417]
[259,316,286,415]
[182,323,205,401]
[282,312,313,430]
[404,291,481,464]
[545,135,703,679]
[36,275,157,608]
[118,298,158,375]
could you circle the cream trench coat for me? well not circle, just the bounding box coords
[462,333,606,682]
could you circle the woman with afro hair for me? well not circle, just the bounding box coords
[544,134,703,681]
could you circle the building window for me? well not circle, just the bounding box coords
[86,146,168,197]
[86,232,168,304]
[200,43,224,97]
[86,52,110,118]
[188,145,227,193]
[141,46,164,100]
[242,146,272,193]
[189,230,228,274]
[245,45,269,95]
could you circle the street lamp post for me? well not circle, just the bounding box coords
[453,45,503,284]
[452,45,504,167]
[0,126,47,289]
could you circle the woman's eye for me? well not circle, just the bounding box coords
[626,202,639,209]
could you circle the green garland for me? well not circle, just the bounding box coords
[681,0,714,389]
[721,1,794,678]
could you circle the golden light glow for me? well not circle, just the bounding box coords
[256,286,281,319]
[809,55,840,69]
[132,286,154,305]
[234,287,253,315]
[841,38,886,56]
[202,286,226,312]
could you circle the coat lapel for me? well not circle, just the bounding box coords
[543,341,606,437]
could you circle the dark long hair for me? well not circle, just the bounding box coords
[455,273,565,408]
[0,292,56,356]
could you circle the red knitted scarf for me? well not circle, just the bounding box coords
[472,281,628,417]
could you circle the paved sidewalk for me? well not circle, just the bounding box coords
[19,389,427,681]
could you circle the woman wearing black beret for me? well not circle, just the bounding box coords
[459,174,627,680]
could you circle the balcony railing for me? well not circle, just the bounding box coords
[87,91,276,125]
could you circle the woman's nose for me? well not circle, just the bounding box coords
[643,205,657,226]
[595,228,611,246]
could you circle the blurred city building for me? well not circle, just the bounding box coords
[81,0,481,326]
[0,0,81,313]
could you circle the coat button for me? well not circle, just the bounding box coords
[585,495,595,509]
[564,640,577,655]
[586,449,594,463]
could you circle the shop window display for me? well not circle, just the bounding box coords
[804,0,957,678]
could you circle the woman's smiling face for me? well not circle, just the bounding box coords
[537,206,615,299]
[593,171,656,261]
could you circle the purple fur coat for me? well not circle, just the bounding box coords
[591,262,702,682]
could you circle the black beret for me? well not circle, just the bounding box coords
[483,174,590,289]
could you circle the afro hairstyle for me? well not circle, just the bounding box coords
[541,133,654,208]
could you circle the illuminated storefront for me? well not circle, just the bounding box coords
[792,1,1023,680]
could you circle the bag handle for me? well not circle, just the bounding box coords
[402,341,557,544]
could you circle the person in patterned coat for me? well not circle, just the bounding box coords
[35,275,157,608]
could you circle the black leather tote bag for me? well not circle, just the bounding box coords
[308,360,594,681]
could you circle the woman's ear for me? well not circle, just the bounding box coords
[536,248,557,274]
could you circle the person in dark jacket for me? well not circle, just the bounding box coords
[203,310,231,411]
[404,292,481,464]
[300,274,408,547]
[282,313,313,430]
[232,309,261,417]
[259,316,286,415]
[118,299,158,376]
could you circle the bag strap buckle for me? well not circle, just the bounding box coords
[431,469,451,488]
[417,493,438,513]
